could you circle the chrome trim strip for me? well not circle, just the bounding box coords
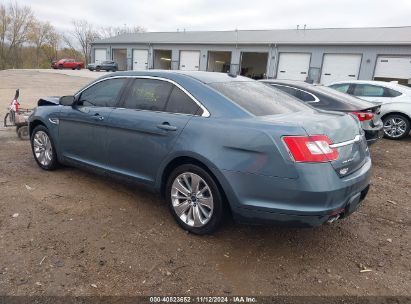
[75,75,211,117]
[267,83,320,103]
[329,134,362,148]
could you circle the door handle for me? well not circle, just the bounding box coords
[157,122,177,131]
[93,113,104,121]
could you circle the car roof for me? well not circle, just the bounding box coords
[98,70,251,84]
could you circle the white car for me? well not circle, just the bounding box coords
[329,80,411,140]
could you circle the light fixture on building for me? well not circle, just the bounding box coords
[160,57,171,61]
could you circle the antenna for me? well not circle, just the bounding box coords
[304,24,306,30]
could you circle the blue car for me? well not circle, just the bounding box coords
[29,71,371,234]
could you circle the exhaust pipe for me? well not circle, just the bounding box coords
[327,214,340,224]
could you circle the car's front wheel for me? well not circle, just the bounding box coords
[31,125,59,170]
[383,114,410,140]
[166,164,224,234]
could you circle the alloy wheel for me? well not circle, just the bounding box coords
[33,131,53,166]
[171,172,214,228]
[384,117,407,138]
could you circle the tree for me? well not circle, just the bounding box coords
[0,3,9,67]
[29,20,53,67]
[65,19,99,64]
[41,29,60,63]
[0,2,33,69]
[98,25,146,39]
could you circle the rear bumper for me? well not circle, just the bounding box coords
[364,128,384,145]
[223,157,372,227]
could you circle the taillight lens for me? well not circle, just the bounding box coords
[283,135,339,162]
[351,112,374,121]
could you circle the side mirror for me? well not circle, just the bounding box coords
[59,95,75,106]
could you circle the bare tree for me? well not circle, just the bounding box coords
[66,19,99,64]
[4,1,33,68]
[98,25,146,39]
[0,3,9,67]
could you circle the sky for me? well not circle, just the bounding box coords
[14,0,411,33]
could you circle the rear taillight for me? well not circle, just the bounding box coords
[283,135,339,163]
[351,112,374,121]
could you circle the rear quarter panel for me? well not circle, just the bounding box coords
[157,116,306,181]
[380,101,411,120]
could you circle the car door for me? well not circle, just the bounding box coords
[66,59,74,69]
[106,78,202,184]
[59,77,129,167]
[101,62,109,70]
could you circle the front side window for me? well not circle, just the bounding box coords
[330,83,350,93]
[165,87,201,115]
[211,81,310,116]
[353,84,384,97]
[123,79,173,111]
[78,78,127,107]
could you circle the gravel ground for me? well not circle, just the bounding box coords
[0,69,410,296]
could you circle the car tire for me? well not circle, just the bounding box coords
[165,164,225,235]
[58,65,63,69]
[382,114,411,140]
[76,66,81,70]
[112,68,117,72]
[30,125,59,170]
[17,126,29,140]
[96,66,101,72]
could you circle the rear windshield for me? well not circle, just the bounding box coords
[210,81,310,116]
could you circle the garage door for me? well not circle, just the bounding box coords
[133,49,149,71]
[374,56,411,81]
[94,49,106,65]
[320,54,362,85]
[179,51,200,71]
[277,53,311,81]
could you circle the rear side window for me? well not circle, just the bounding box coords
[210,81,310,116]
[298,90,317,102]
[330,83,350,93]
[353,84,384,97]
[271,85,299,97]
[123,79,173,111]
[78,78,127,107]
[271,85,317,102]
[385,88,402,97]
[310,86,375,111]
[165,87,201,115]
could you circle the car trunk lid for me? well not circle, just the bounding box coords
[298,110,369,177]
